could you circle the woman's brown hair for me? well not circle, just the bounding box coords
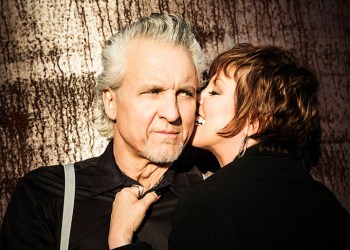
[209,43,320,165]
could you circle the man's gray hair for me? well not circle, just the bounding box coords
[93,13,206,139]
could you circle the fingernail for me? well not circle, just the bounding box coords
[155,189,162,196]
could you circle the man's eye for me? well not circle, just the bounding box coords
[151,89,161,94]
[178,90,194,97]
[143,89,161,94]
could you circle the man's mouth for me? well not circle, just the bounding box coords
[154,130,180,137]
[195,116,206,126]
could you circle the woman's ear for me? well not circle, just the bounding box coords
[247,118,259,136]
[103,87,118,120]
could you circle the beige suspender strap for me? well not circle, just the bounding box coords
[60,163,76,250]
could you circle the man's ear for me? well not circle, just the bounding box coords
[103,87,118,120]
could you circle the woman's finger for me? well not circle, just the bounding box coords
[140,191,160,208]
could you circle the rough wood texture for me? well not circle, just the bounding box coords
[1,0,349,224]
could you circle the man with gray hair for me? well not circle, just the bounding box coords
[1,13,205,250]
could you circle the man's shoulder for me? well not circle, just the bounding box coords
[73,156,100,173]
[17,156,100,191]
[22,156,98,179]
[20,164,64,185]
[10,164,65,203]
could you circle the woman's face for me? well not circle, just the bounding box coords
[192,70,237,151]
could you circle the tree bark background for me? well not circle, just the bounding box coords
[1,0,349,225]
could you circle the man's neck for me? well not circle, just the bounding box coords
[113,143,171,191]
[122,162,169,190]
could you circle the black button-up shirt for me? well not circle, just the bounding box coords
[0,140,203,250]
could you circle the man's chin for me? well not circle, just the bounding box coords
[142,144,184,164]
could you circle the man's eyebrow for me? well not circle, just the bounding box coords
[137,82,197,91]
[136,83,164,91]
[179,85,196,91]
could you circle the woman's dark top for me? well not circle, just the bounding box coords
[169,145,350,250]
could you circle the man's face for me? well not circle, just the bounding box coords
[112,39,198,164]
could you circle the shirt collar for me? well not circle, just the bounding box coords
[89,140,128,196]
[89,140,197,196]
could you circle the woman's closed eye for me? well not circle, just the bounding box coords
[208,90,219,95]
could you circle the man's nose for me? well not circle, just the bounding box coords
[158,94,180,122]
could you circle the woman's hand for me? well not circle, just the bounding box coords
[108,186,159,249]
